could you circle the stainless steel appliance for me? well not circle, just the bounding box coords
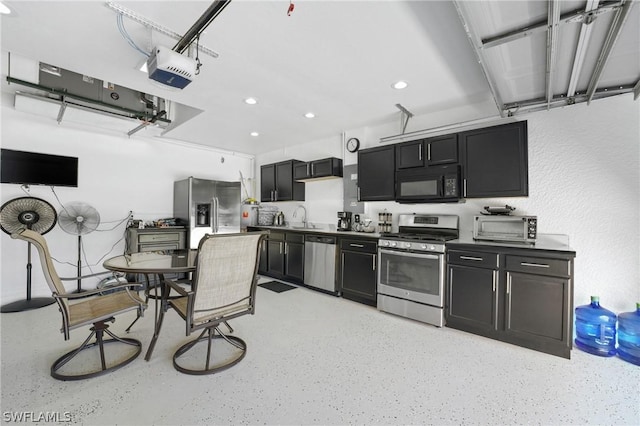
[174,177,241,249]
[377,214,459,327]
[395,165,460,203]
[337,211,353,231]
[473,215,537,243]
[304,235,337,293]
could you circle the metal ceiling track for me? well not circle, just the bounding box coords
[105,1,221,58]
[173,1,231,54]
[480,1,625,49]
[545,1,561,109]
[453,1,506,118]
[585,0,635,104]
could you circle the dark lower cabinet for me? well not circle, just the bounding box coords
[446,244,575,359]
[284,234,304,283]
[260,230,304,284]
[339,238,377,306]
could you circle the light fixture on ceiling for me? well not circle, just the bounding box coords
[250,132,259,137]
[392,80,409,90]
[0,2,11,14]
[304,112,315,119]
[244,97,258,105]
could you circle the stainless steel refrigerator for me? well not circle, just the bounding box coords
[174,177,242,249]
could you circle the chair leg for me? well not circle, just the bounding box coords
[51,321,142,381]
[125,275,150,333]
[173,326,247,375]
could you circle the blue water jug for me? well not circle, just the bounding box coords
[574,296,616,357]
[617,302,640,366]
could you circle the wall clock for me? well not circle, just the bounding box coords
[347,137,360,153]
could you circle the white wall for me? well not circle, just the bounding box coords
[256,94,640,313]
[0,100,254,303]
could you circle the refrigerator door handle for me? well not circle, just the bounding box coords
[212,197,219,233]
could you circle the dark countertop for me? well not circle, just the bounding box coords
[251,225,380,239]
[450,232,575,255]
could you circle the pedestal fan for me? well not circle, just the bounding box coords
[58,202,100,293]
[0,197,57,312]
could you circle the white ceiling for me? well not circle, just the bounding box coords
[1,1,638,156]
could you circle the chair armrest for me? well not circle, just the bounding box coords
[165,279,191,297]
[59,271,116,281]
[56,283,141,300]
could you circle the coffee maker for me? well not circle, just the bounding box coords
[337,211,352,231]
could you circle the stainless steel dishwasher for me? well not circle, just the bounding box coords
[304,235,337,293]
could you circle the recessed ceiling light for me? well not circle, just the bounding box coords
[392,80,409,90]
[250,132,259,137]
[304,112,315,119]
[0,2,12,14]
[244,97,258,105]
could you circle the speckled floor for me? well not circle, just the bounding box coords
[1,278,639,425]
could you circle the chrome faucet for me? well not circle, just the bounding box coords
[293,205,307,227]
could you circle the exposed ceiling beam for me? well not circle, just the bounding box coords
[546,1,561,109]
[585,0,635,104]
[453,1,505,117]
[481,1,623,49]
[567,0,600,97]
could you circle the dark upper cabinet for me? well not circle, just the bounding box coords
[357,145,395,201]
[396,134,458,170]
[460,121,528,198]
[293,157,343,181]
[260,160,305,202]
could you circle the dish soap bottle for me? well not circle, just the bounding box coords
[574,296,617,357]
[617,302,640,366]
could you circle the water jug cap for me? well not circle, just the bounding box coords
[590,296,600,302]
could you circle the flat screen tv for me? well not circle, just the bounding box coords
[1,149,78,187]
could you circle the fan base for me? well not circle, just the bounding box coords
[1,297,55,313]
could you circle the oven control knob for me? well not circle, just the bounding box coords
[381,241,389,247]
[421,244,428,249]
[390,241,397,247]
[430,245,436,251]
[403,242,411,248]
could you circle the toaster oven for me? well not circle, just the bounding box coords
[473,215,537,243]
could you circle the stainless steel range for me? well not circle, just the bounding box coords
[377,214,459,327]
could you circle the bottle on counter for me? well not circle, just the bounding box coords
[574,296,617,357]
[617,302,640,366]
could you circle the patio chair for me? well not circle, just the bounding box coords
[11,229,146,380]
[167,231,266,375]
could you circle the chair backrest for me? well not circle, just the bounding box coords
[190,232,265,325]
[11,229,69,312]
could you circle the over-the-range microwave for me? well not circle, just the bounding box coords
[395,165,460,203]
[473,215,537,243]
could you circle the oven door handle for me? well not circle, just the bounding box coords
[379,249,440,260]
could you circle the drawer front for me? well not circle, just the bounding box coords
[285,232,305,244]
[447,250,499,269]
[269,232,285,241]
[139,243,181,252]
[505,255,571,277]
[139,233,181,243]
[340,239,377,253]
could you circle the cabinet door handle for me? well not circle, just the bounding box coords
[507,275,512,294]
[520,262,550,268]
[350,243,364,248]
[357,187,361,202]
[419,144,423,161]
[460,255,483,261]
[427,143,431,161]
[311,162,315,176]
[372,255,376,271]
[274,190,278,201]
[284,242,288,255]
[307,163,310,176]
[463,179,467,197]
[279,242,283,254]
[492,270,497,292]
